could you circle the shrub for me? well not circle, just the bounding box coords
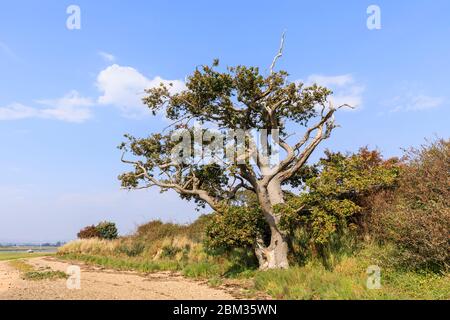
[77,222,118,240]
[204,204,268,254]
[96,221,119,240]
[370,139,450,271]
[77,225,101,239]
[275,148,400,267]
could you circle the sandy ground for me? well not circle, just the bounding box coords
[0,256,236,300]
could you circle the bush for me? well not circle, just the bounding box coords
[204,205,268,254]
[77,221,118,240]
[371,139,450,271]
[276,148,399,267]
[96,221,119,240]
[77,225,101,239]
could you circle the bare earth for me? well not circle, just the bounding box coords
[0,257,236,300]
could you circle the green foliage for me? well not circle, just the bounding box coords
[204,204,267,253]
[143,61,328,132]
[277,148,400,246]
[23,271,68,281]
[96,221,119,240]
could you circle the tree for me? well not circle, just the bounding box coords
[96,221,119,240]
[119,35,350,269]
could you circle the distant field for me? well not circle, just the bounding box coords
[0,245,58,261]
[0,251,56,261]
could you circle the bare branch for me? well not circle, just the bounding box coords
[270,31,286,74]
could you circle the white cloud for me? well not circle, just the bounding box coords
[389,93,444,112]
[96,64,185,117]
[98,51,116,62]
[0,65,186,122]
[306,74,354,87]
[0,91,94,123]
[304,74,364,110]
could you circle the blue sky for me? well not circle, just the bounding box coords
[0,0,449,243]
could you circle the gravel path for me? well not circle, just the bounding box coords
[0,257,236,300]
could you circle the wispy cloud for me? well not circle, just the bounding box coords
[304,74,364,110]
[98,51,116,62]
[0,91,94,123]
[0,103,38,120]
[388,93,445,113]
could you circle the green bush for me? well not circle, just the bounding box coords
[96,221,118,240]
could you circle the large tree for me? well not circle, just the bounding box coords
[119,36,349,269]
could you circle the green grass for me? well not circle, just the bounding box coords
[22,271,67,281]
[8,259,68,281]
[0,252,54,261]
[253,260,450,300]
[182,261,223,278]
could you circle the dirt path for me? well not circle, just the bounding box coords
[0,257,236,300]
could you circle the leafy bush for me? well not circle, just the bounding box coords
[77,225,101,239]
[204,204,267,253]
[370,139,450,271]
[276,148,399,266]
[96,221,118,240]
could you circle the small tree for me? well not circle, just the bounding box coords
[96,221,119,240]
[119,35,350,269]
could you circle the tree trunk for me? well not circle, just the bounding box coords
[255,226,290,270]
[255,180,290,270]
